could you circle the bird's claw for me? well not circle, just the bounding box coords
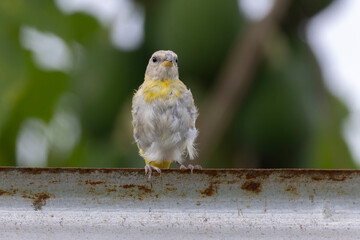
[188,164,202,174]
[144,163,161,187]
[175,161,187,171]
[179,164,187,171]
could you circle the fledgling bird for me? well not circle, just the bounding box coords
[132,50,202,182]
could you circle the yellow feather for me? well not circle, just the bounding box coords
[145,159,172,168]
[139,148,172,169]
[142,75,187,103]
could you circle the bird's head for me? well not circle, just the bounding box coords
[145,50,179,80]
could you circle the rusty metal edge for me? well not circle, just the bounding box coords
[0,166,359,173]
[1,167,360,239]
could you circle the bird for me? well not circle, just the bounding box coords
[132,50,202,183]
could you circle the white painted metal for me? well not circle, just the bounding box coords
[0,168,359,239]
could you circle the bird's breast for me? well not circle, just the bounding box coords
[141,76,187,103]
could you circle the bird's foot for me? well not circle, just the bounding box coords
[144,163,161,187]
[175,161,187,171]
[188,164,202,174]
[179,164,187,171]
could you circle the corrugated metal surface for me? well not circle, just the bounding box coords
[0,167,359,239]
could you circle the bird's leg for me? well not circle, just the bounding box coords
[144,162,161,186]
[175,161,187,171]
[188,164,202,174]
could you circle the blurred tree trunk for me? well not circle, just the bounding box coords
[197,0,291,165]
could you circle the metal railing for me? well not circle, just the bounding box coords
[0,167,359,239]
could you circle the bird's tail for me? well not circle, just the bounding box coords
[186,128,198,160]
[187,144,198,160]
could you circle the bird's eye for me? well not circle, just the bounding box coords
[175,58,178,63]
[152,57,158,63]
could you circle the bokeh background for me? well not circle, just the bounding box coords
[0,0,359,169]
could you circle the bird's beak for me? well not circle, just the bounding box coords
[162,61,173,67]
[162,53,174,67]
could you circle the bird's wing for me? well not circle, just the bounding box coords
[181,89,199,159]
[131,88,148,151]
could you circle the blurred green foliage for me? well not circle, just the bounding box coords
[0,0,356,169]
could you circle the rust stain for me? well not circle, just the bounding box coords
[236,173,243,179]
[279,174,293,179]
[15,168,44,174]
[22,195,33,199]
[88,187,96,194]
[227,180,236,184]
[277,170,351,182]
[279,171,305,180]
[264,198,267,212]
[121,184,136,189]
[48,180,60,184]
[196,201,201,206]
[199,183,218,197]
[241,181,261,194]
[312,174,347,182]
[205,171,218,177]
[0,189,12,196]
[329,174,347,182]
[20,191,54,211]
[85,180,106,185]
[9,167,131,175]
[311,176,324,181]
[0,189,18,196]
[165,183,173,186]
[137,185,153,193]
[106,188,117,193]
[32,193,51,211]
[285,186,299,196]
[166,187,177,191]
[245,171,271,180]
